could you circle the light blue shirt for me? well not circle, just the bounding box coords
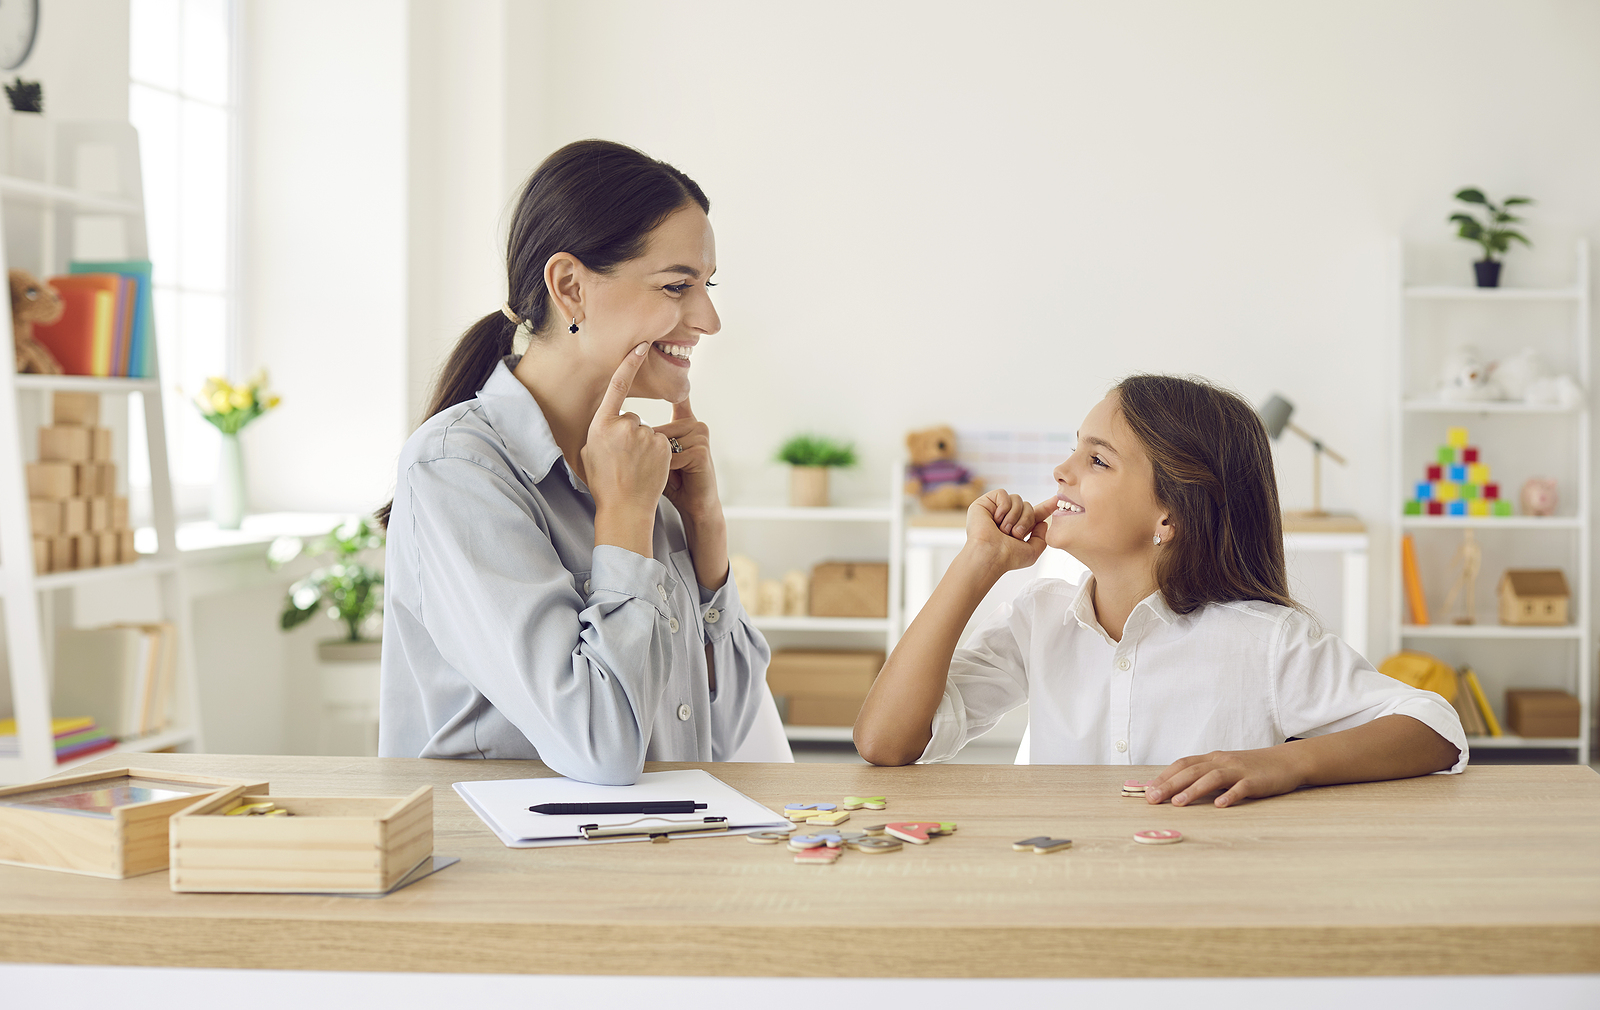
[378,357,771,784]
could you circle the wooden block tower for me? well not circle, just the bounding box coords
[1403,426,1514,518]
[25,392,138,573]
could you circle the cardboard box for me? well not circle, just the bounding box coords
[62,498,88,534]
[38,425,92,461]
[89,426,113,461]
[29,499,60,537]
[97,531,120,564]
[111,496,129,529]
[89,497,110,531]
[74,533,99,567]
[809,562,890,618]
[0,768,268,878]
[26,462,74,499]
[1505,690,1580,739]
[118,529,138,563]
[765,649,884,727]
[51,390,100,426]
[32,537,49,574]
[49,535,75,571]
[170,786,433,894]
[73,462,114,497]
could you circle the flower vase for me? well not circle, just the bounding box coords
[211,432,246,530]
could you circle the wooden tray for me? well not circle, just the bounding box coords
[169,785,432,894]
[0,767,268,878]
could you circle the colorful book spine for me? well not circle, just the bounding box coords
[1401,534,1429,625]
[70,260,155,377]
[32,275,121,375]
[1461,668,1503,737]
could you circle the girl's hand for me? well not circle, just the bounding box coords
[1145,746,1309,808]
[583,344,671,552]
[652,396,720,522]
[962,489,1052,574]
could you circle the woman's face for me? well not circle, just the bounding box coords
[578,203,719,404]
[1044,392,1168,565]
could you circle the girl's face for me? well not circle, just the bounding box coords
[1044,392,1170,566]
[577,203,719,404]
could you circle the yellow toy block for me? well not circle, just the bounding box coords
[1467,499,1491,517]
[1446,427,1469,448]
[1467,463,1490,484]
[1436,482,1460,502]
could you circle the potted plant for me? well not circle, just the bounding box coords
[192,370,281,529]
[269,518,386,754]
[1449,187,1533,288]
[777,434,857,507]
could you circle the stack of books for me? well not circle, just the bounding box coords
[0,717,117,762]
[29,260,155,378]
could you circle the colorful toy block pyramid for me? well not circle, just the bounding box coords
[1403,426,1513,517]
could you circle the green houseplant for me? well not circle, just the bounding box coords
[776,434,857,507]
[269,518,385,644]
[1449,187,1533,288]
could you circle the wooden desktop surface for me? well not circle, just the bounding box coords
[2,754,1598,978]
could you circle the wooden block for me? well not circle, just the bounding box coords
[111,496,129,530]
[25,462,74,499]
[118,529,138,563]
[89,426,113,461]
[98,462,117,496]
[89,497,111,531]
[51,391,100,426]
[169,787,433,894]
[61,498,88,534]
[49,535,75,571]
[32,537,49,574]
[97,531,120,565]
[38,426,92,461]
[1505,690,1580,739]
[0,769,266,878]
[29,499,61,537]
[74,533,99,568]
[809,561,889,618]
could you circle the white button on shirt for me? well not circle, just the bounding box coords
[920,576,1468,771]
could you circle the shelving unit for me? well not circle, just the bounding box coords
[1390,238,1591,761]
[722,472,904,744]
[0,122,199,783]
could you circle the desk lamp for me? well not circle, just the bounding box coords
[1258,394,1346,518]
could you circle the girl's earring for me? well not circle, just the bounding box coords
[569,317,579,334]
[1153,534,1162,546]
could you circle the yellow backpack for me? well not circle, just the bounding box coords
[1377,650,1458,702]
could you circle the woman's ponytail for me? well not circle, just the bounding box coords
[375,311,516,528]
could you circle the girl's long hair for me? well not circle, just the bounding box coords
[377,140,709,528]
[1114,374,1297,615]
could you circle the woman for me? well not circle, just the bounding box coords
[378,140,786,783]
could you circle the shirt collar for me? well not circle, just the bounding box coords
[1065,575,1177,646]
[474,355,569,487]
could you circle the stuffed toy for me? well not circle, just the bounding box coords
[904,426,985,511]
[1437,345,1503,402]
[9,268,64,374]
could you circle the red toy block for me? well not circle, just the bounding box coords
[1427,500,1444,515]
[1462,447,1479,463]
[1426,465,1442,481]
[1484,483,1499,499]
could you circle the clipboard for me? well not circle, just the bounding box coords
[453,769,789,848]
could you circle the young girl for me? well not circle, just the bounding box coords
[854,375,1465,806]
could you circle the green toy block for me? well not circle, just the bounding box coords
[1403,500,1422,515]
[1493,500,1513,516]
[1436,446,1455,465]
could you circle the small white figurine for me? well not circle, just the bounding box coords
[1438,345,1504,402]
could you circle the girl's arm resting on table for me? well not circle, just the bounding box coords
[854,491,1051,766]
[1146,714,1462,808]
[410,457,675,785]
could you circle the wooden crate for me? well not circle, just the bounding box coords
[170,786,433,894]
[0,768,267,878]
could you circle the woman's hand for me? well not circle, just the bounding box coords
[1145,747,1308,808]
[653,396,728,590]
[584,343,671,556]
[961,489,1052,575]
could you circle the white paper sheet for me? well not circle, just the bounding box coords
[453,768,789,848]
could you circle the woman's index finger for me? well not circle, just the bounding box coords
[672,395,694,422]
[597,343,651,418]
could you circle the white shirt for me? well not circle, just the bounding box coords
[921,576,1468,772]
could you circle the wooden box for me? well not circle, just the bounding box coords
[1505,690,1580,739]
[765,649,884,726]
[809,561,890,618]
[29,498,60,536]
[170,785,433,894]
[118,529,138,562]
[26,461,74,499]
[89,426,113,461]
[62,497,87,534]
[39,425,92,461]
[89,497,110,531]
[52,391,100,426]
[0,768,267,878]
[1498,570,1569,626]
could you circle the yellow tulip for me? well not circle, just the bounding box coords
[230,389,252,410]
[210,390,231,412]
[266,395,282,409]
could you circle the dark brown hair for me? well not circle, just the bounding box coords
[1113,374,1297,615]
[377,140,709,527]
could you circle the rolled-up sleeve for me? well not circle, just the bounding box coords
[1274,612,1469,774]
[409,456,674,784]
[690,571,772,760]
[918,591,1034,764]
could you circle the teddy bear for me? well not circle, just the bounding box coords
[9,268,64,374]
[905,425,985,511]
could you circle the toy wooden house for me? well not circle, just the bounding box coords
[1497,569,1570,626]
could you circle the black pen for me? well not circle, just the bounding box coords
[528,800,708,815]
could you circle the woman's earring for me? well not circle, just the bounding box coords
[1153,534,1162,546]
[569,317,579,334]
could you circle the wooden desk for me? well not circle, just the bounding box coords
[2,755,1597,978]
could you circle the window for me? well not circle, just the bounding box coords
[127,0,238,516]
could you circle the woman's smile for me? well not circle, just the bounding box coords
[651,340,695,368]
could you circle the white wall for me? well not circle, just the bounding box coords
[24,0,129,120]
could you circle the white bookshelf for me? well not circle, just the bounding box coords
[0,122,200,783]
[1390,239,1592,758]
[723,471,905,745]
